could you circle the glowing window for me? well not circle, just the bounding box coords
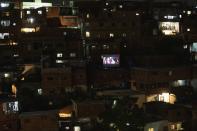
[12,84,17,96]
[91,45,96,49]
[1,20,10,27]
[190,42,197,52]
[122,33,126,37]
[57,53,63,58]
[21,28,36,33]
[0,33,9,39]
[4,73,10,78]
[27,17,34,24]
[187,11,191,15]
[38,89,42,95]
[0,3,9,8]
[26,10,31,14]
[38,10,42,15]
[74,126,81,131]
[70,53,76,57]
[3,101,19,114]
[148,128,154,131]
[86,13,90,18]
[56,60,63,63]
[136,13,140,16]
[171,124,175,129]
[86,31,90,37]
[59,113,71,118]
[109,33,114,37]
[159,22,179,35]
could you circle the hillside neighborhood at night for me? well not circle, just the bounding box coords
[0,0,197,131]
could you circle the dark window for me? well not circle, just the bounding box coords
[163,126,168,131]
[47,77,53,80]
[132,22,136,26]
[99,23,104,27]
[24,119,30,123]
[177,112,181,117]
[108,13,112,18]
[122,22,127,27]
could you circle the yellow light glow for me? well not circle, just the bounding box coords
[12,84,17,96]
[159,93,170,103]
[21,27,40,33]
[21,28,35,33]
[148,128,154,131]
[22,0,52,9]
[59,113,71,118]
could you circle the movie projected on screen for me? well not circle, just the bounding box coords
[102,55,120,67]
[159,22,179,35]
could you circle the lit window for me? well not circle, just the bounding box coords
[190,42,197,52]
[74,126,81,131]
[0,33,9,39]
[12,84,17,96]
[3,101,19,114]
[122,33,126,37]
[86,13,90,18]
[4,73,10,78]
[0,3,9,8]
[136,13,140,16]
[195,55,197,61]
[70,53,76,57]
[159,22,179,35]
[27,17,34,24]
[86,31,90,37]
[0,20,10,27]
[171,124,175,129]
[3,12,9,16]
[164,15,176,19]
[38,89,42,95]
[20,11,23,18]
[13,23,16,26]
[13,54,19,57]
[26,10,31,15]
[187,11,191,15]
[38,10,42,15]
[56,60,63,63]
[59,113,71,118]
[91,45,96,49]
[187,28,190,32]
[57,53,63,58]
[63,32,67,36]
[21,28,36,33]
[183,45,187,49]
[109,33,114,37]
[148,128,154,131]
[177,123,183,130]
[103,44,109,49]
